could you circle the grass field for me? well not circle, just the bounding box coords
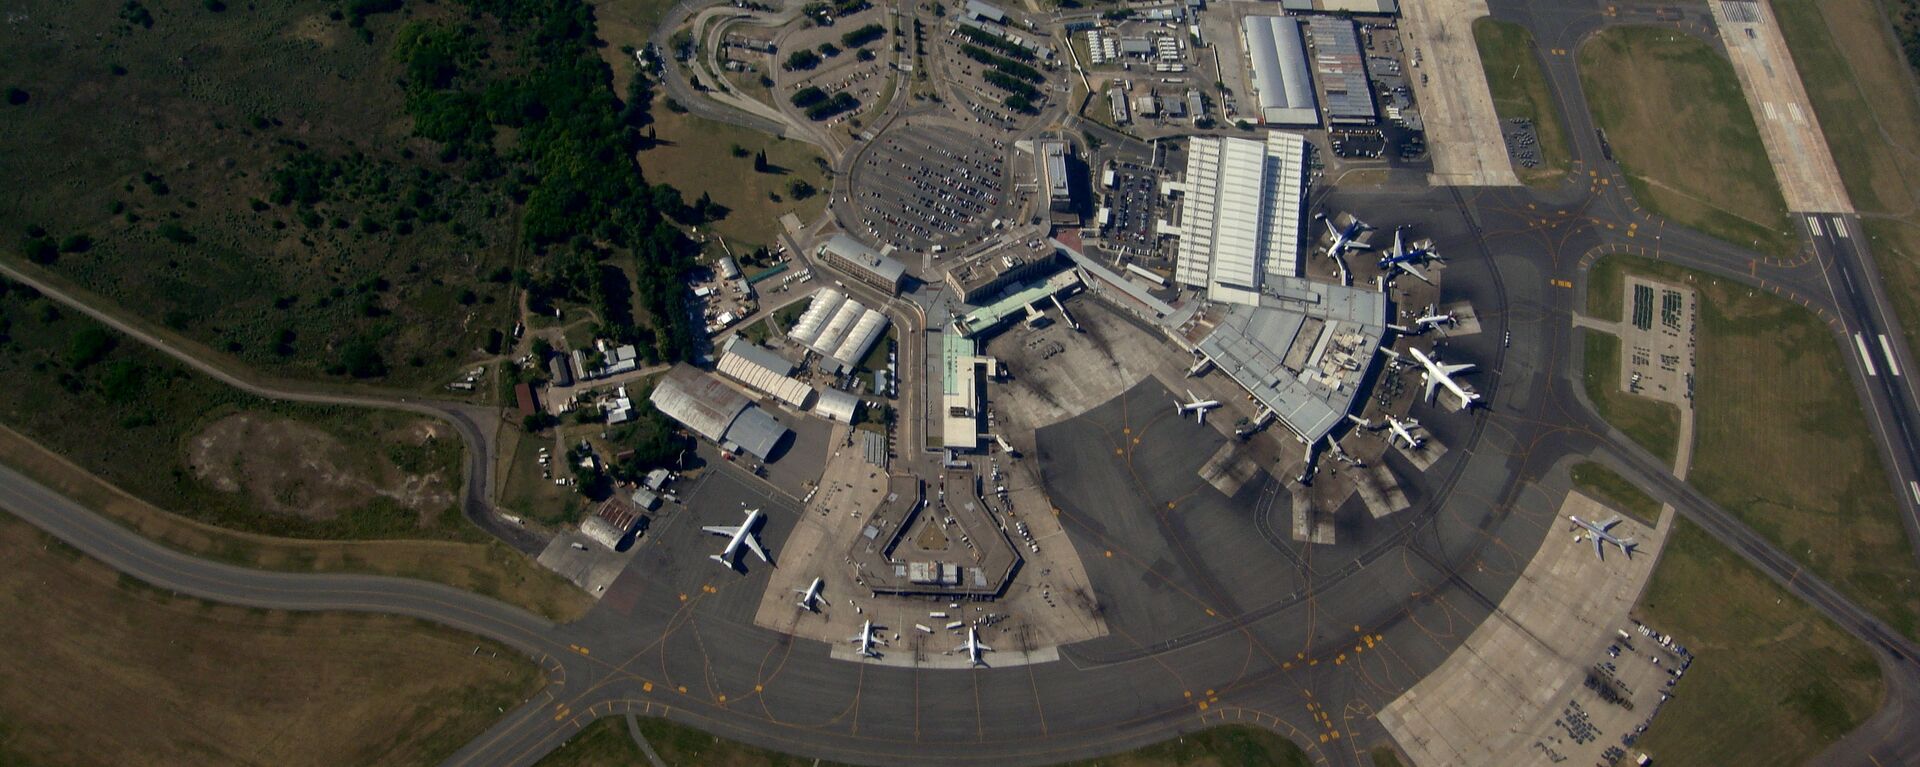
[0,0,520,389]
[1633,517,1882,765]
[499,425,590,527]
[1569,461,1660,524]
[0,510,541,767]
[638,108,831,249]
[1473,19,1571,186]
[1580,332,1680,466]
[0,423,591,620]
[0,281,492,542]
[1588,255,1920,640]
[540,720,1308,766]
[1370,746,1407,767]
[1768,0,1920,351]
[1576,26,1797,259]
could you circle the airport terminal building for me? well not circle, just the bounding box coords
[1167,134,1388,444]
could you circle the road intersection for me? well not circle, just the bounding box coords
[8,1,1920,765]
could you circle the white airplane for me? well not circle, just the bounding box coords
[956,626,992,666]
[1412,307,1458,332]
[794,577,824,611]
[703,508,772,571]
[1320,214,1374,257]
[1174,389,1221,423]
[1383,414,1424,450]
[850,619,882,658]
[1408,346,1480,408]
[1568,515,1637,560]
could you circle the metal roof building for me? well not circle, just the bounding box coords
[648,366,788,460]
[1171,134,1310,306]
[1039,140,1071,213]
[788,287,889,370]
[811,387,862,423]
[717,336,814,410]
[1241,16,1318,126]
[965,0,1006,24]
[1304,16,1376,124]
[1191,277,1387,443]
[818,234,907,294]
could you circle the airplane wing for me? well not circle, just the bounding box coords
[1592,536,1605,560]
[1421,374,1443,403]
[1396,262,1432,284]
[743,533,772,563]
[1598,517,1621,531]
[702,525,739,536]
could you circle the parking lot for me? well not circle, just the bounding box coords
[850,120,1007,252]
[1098,162,1163,261]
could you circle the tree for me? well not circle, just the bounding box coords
[4,87,27,106]
[753,150,770,173]
[21,236,57,265]
[788,179,816,199]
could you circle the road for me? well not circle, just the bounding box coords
[4,1,1920,766]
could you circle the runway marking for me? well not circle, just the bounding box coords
[1807,215,1824,237]
[1835,218,1850,238]
[1549,279,1574,289]
[1881,335,1902,377]
[1855,333,1879,376]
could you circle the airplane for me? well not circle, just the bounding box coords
[794,577,824,611]
[1383,414,1424,450]
[703,508,772,571]
[1377,228,1442,284]
[1175,389,1221,423]
[1318,214,1374,257]
[850,619,882,658]
[956,626,992,666]
[1568,515,1637,560]
[1408,346,1480,408]
[1412,307,1458,332]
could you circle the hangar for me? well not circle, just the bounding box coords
[648,365,789,460]
[717,336,814,410]
[1304,16,1377,125]
[1168,134,1310,306]
[1241,16,1318,126]
[788,287,889,372]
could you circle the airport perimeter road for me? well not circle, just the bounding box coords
[648,0,804,143]
[0,260,545,555]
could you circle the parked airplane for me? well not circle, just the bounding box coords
[850,619,882,658]
[1408,347,1480,407]
[1568,515,1637,560]
[1412,306,1458,332]
[1378,228,1441,284]
[956,626,992,666]
[1175,389,1221,423]
[704,508,772,570]
[1318,213,1373,257]
[1383,414,1424,449]
[794,577,825,611]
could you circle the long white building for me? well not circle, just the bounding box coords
[1169,134,1309,307]
[1241,15,1318,126]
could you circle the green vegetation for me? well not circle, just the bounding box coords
[1589,256,1920,638]
[841,22,886,49]
[1569,461,1660,524]
[961,44,1044,82]
[1370,747,1407,767]
[959,25,1035,61]
[0,278,474,542]
[1576,27,1796,258]
[1768,0,1920,352]
[1580,332,1680,466]
[0,510,541,766]
[0,0,704,388]
[1634,517,1882,765]
[636,109,831,248]
[785,49,822,70]
[1472,19,1570,185]
[539,720,1306,767]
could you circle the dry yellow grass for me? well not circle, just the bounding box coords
[0,423,593,621]
[0,511,541,767]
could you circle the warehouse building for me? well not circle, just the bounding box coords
[1167,134,1310,306]
[648,365,789,460]
[1304,16,1376,124]
[1241,16,1318,126]
[788,287,889,371]
[716,336,814,410]
[817,234,907,295]
[811,387,862,423]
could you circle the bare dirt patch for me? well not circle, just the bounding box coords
[185,413,454,524]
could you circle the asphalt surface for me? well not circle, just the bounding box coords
[7,1,1920,765]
